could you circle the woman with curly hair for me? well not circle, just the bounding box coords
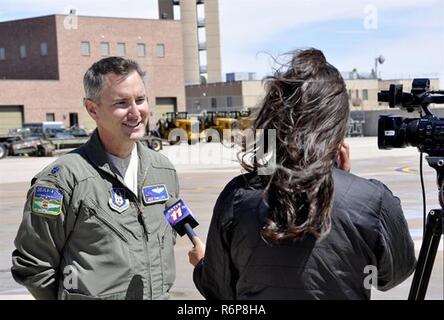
[188,48,416,300]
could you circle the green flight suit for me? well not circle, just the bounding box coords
[11,130,179,300]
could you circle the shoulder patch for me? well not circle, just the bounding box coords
[31,186,63,217]
[108,188,129,213]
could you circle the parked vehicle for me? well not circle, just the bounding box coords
[66,126,90,137]
[140,135,163,152]
[154,112,203,145]
[0,128,55,159]
[22,121,65,138]
[22,122,89,149]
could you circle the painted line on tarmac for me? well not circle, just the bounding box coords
[396,166,418,174]
[359,171,405,177]
[358,167,420,177]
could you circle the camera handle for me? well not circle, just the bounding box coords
[408,156,444,300]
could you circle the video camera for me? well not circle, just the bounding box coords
[377,78,444,300]
[377,78,444,156]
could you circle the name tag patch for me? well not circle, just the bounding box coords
[142,184,169,205]
[108,188,129,213]
[32,186,63,217]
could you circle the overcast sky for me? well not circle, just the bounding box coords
[1,0,443,83]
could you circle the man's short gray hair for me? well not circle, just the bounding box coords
[83,57,146,102]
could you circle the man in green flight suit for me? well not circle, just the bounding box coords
[11,57,179,300]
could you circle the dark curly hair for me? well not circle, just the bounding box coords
[241,48,349,242]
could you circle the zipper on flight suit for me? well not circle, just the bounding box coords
[108,173,152,298]
[125,188,148,241]
[134,200,154,299]
[98,168,152,297]
[136,204,149,241]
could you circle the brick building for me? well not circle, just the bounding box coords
[0,14,186,134]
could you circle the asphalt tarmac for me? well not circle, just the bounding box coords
[0,137,442,300]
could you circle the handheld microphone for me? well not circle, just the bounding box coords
[164,198,199,244]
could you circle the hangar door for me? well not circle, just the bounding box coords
[0,106,23,135]
[154,97,177,122]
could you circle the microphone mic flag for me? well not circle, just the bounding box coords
[164,198,199,244]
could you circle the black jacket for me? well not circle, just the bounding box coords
[193,169,416,300]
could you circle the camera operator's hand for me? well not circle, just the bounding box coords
[337,142,351,172]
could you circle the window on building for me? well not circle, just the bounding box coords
[0,48,5,61]
[227,96,233,107]
[211,97,217,108]
[100,42,110,56]
[19,45,27,59]
[156,44,165,58]
[347,89,352,100]
[362,89,368,101]
[80,41,90,56]
[46,113,55,121]
[40,42,48,56]
[137,43,146,57]
[355,89,359,99]
[117,43,126,56]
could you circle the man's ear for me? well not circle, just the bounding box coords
[84,98,99,121]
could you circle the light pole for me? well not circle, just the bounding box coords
[374,55,385,79]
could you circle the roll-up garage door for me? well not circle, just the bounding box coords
[154,97,177,122]
[0,105,23,135]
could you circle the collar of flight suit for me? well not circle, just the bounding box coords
[83,129,154,199]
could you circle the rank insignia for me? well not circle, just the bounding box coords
[50,167,60,175]
[142,184,169,205]
[108,188,129,213]
[31,186,63,217]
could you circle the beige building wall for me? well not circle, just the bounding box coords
[344,79,379,110]
[180,0,200,85]
[344,79,440,110]
[185,78,441,114]
[344,78,440,110]
[241,81,265,110]
[185,80,264,113]
[204,0,222,83]
[177,0,222,85]
[379,78,440,91]
[186,81,242,113]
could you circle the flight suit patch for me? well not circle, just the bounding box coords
[108,188,130,213]
[142,184,169,205]
[50,167,60,175]
[31,186,63,217]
